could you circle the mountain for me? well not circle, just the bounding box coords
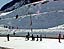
[0,0,64,29]
[0,0,42,12]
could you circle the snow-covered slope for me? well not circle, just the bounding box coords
[0,1,64,29]
[1,1,64,18]
[0,1,64,49]
[0,0,46,12]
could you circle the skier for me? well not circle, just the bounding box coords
[40,34,42,41]
[26,34,29,41]
[16,15,18,19]
[7,34,10,41]
[25,32,30,41]
[31,34,35,41]
[13,32,16,35]
[36,35,38,41]
[58,33,61,43]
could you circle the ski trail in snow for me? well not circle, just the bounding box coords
[0,9,64,21]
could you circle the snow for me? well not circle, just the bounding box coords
[0,11,13,16]
[0,37,64,49]
[1,1,63,18]
[0,1,64,29]
[0,0,64,49]
[1,10,64,29]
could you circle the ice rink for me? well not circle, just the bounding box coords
[0,37,64,49]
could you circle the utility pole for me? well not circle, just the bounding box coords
[28,12,33,32]
[30,14,32,32]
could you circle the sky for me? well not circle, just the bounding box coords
[0,0,48,9]
[0,0,12,9]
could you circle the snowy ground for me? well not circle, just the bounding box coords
[0,37,64,49]
[0,1,64,49]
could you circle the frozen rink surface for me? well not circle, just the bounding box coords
[0,37,64,49]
